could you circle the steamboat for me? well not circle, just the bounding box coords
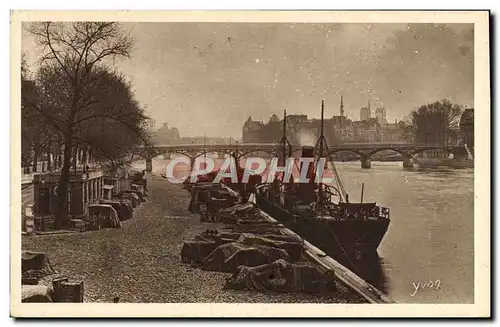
[254,101,391,270]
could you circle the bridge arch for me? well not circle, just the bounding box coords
[163,150,198,160]
[368,148,409,157]
[145,143,456,172]
[235,149,281,159]
[410,147,455,156]
[327,148,365,157]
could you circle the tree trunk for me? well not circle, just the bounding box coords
[55,133,73,228]
[72,145,78,172]
[47,137,52,171]
[57,147,62,169]
[82,147,88,171]
[47,151,51,171]
[56,135,61,169]
[32,148,38,173]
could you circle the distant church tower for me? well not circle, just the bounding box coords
[340,94,344,117]
[339,94,345,128]
[360,100,372,121]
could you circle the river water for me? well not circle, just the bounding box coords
[331,162,474,304]
[137,158,474,304]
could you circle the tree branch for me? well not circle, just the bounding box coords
[43,23,73,80]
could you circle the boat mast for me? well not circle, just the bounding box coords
[271,109,292,183]
[314,100,328,214]
[278,109,292,166]
[314,100,348,206]
[204,132,207,161]
[282,109,287,161]
[319,100,325,157]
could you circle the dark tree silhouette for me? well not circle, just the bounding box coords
[24,22,150,227]
[409,99,463,145]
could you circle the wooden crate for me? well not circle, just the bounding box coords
[52,278,84,302]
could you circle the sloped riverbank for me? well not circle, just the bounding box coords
[22,174,364,303]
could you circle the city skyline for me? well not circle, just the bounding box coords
[148,95,451,140]
[13,11,487,315]
[22,22,474,138]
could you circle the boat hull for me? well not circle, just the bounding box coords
[255,195,390,264]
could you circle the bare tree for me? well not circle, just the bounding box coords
[26,22,134,227]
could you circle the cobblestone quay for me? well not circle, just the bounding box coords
[22,174,364,303]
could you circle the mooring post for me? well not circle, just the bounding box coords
[360,182,364,204]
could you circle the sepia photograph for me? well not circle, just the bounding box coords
[10,10,490,318]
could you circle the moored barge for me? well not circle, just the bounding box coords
[254,101,391,272]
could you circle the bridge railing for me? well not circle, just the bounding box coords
[147,142,452,150]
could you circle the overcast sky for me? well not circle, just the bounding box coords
[22,22,474,138]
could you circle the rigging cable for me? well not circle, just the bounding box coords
[328,154,347,201]
[324,220,361,276]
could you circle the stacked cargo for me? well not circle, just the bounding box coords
[181,191,339,296]
[21,251,84,303]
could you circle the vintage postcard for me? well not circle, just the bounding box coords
[10,10,490,318]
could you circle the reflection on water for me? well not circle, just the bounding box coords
[357,255,389,295]
[336,253,389,295]
[334,161,474,304]
[137,159,474,304]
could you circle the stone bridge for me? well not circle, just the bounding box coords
[139,142,456,171]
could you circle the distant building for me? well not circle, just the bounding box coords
[287,114,308,127]
[459,108,474,148]
[268,113,280,124]
[152,122,180,144]
[360,102,372,121]
[380,122,404,142]
[242,116,265,143]
[241,97,406,145]
[375,107,387,125]
[147,119,156,134]
[351,118,379,143]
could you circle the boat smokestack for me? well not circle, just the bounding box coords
[300,146,315,180]
[296,146,317,203]
[301,146,314,158]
